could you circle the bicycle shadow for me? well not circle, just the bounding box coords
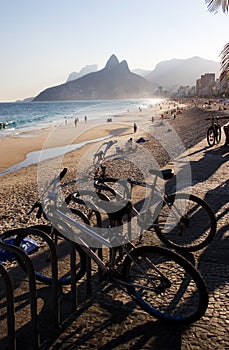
[44,279,187,350]
[196,179,229,292]
[164,143,228,198]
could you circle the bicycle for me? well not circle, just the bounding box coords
[6,181,91,286]
[13,168,208,324]
[84,163,217,252]
[206,116,221,147]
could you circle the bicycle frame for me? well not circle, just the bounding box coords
[44,198,166,295]
[94,168,183,232]
[48,208,112,273]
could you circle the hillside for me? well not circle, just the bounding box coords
[146,56,220,87]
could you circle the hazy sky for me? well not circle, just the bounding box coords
[0,0,228,102]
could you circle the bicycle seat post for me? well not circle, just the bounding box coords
[101,164,106,177]
[144,174,159,214]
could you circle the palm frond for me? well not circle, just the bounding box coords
[205,0,229,13]
[220,43,229,80]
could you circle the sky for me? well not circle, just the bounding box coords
[0,0,228,102]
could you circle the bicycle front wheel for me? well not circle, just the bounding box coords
[207,126,215,147]
[122,246,208,324]
[154,193,216,251]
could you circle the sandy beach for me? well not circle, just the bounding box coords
[0,98,229,349]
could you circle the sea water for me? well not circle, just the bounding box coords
[0,98,162,138]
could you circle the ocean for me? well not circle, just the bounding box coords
[0,98,162,138]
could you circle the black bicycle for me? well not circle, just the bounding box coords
[84,164,217,252]
[3,168,209,324]
[206,116,221,147]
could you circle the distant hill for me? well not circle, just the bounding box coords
[146,56,220,88]
[16,97,34,102]
[33,55,156,101]
[132,68,151,77]
[66,65,98,82]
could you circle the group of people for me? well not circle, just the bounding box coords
[74,115,87,126]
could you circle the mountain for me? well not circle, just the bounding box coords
[66,65,98,82]
[146,56,220,88]
[33,54,156,101]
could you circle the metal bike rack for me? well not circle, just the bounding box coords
[70,241,77,311]
[0,227,61,349]
[13,228,60,328]
[0,263,16,350]
[0,237,39,349]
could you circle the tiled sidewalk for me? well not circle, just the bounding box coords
[177,137,229,349]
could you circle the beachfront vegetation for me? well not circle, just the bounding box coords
[205,0,228,13]
[205,1,229,83]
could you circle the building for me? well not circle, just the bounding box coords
[196,73,216,96]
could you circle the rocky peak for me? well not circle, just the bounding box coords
[104,54,119,70]
[119,60,130,72]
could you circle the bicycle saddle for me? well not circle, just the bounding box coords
[149,168,174,180]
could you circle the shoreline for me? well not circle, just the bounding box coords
[0,100,167,174]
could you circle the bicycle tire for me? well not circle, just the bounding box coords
[154,193,216,252]
[215,125,221,144]
[122,245,208,324]
[207,126,215,147]
[14,221,87,286]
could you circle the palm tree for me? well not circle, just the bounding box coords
[205,0,228,13]
[205,1,229,89]
[220,43,229,82]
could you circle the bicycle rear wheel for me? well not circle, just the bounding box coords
[122,245,208,324]
[207,126,215,147]
[215,125,221,144]
[154,193,216,252]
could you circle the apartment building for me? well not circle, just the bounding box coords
[196,73,216,96]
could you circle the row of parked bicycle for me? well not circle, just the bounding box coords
[1,155,217,328]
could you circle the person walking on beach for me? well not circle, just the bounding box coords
[74,117,79,126]
[84,116,87,123]
[133,123,137,133]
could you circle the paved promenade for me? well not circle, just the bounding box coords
[172,137,229,349]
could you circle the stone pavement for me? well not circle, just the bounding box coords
[170,135,229,349]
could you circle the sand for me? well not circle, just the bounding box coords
[0,98,229,348]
